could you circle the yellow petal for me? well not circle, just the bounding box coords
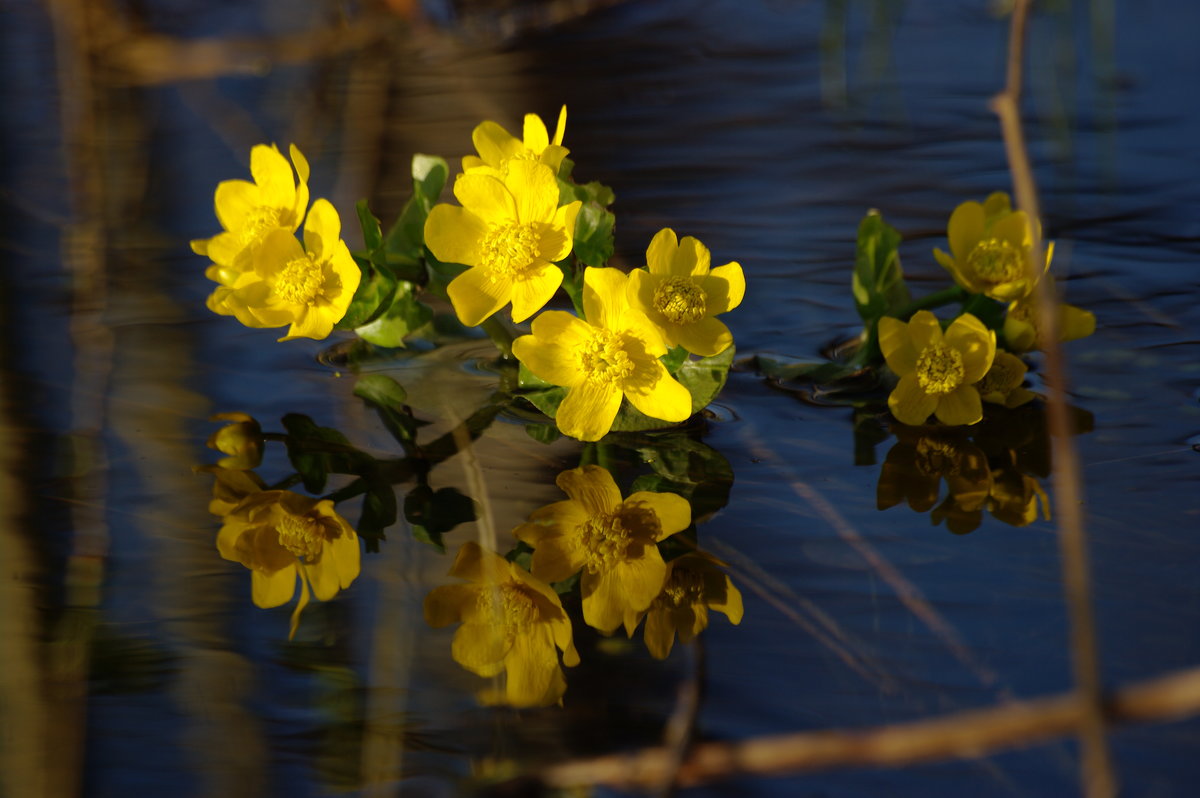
[453,173,517,222]
[935,385,983,426]
[557,465,623,516]
[674,236,712,277]
[613,549,669,615]
[672,315,732,357]
[447,541,511,584]
[645,228,679,275]
[1060,304,1096,342]
[503,628,564,707]
[452,622,509,677]
[933,247,956,273]
[251,565,298,608]
[618,309,668,356]
[581,569,624,633]
[424,204,486,266]
[447,266,511,327]
[627,268,662,318]
[471,120,521,168]
[302,198,341,262]
[623,362,692,423]
[944,313,995,383]
[547,201,581,260]
[522,112,550,152]
[702,262,745,314]
[557,380,622,442]
[540,143,570,175]
[250,144,296,209]
[878,316,917,375]
[279,308,333,342]
[509,263,563,322]
[529,534,588,583]
[708,572,744,624]
[552,105,568,146]
[505,160,559,224]
[948,201,985,260]
[288,143,311,184]
[253,227,306,281]
[993,209,1033,249]
[581,267,629,330]
[982,191,1011,219]
[513,319,588,386]
[643,607,676,660]
[424,584,478,627]
[908,310,943,351]
[288,574,311,640]
[624,491,691,540]
[889,373,938,425]
[214,179,260,232]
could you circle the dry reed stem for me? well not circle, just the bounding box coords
[529,661,1200,791]
[989,1,1115,795]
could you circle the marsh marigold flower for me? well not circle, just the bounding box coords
[217,490,360,638]
[623,552,743,660]
[462,106,569,179]
[514,465,692,634]
[876,428,991,515]
[191,143,310,276]
[424,541,579,708]
[513,267,693,441]
[934,192,1050,302]
[1003,297,1096,354]
[628,228,745,357]
[209,199,361,340]
[206,411,264,470]
[879,310,996,426]
[425,161,581,327]
[975,351,1037,408]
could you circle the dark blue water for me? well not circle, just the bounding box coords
[3,0,1199,796]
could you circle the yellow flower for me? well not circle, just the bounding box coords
[217,490,360,638]
[191,143,311,275]
[1003,297,1096,353]
[208,199,362,341]
[425,161,581,327]
[513,465,692,634]
[975,351,1037,408]
[876,428,991,515]
[627,228,745,357]
[206,412,264,470]
[879,310,996,426]
[623,552,743,660]
[462,106,569,179]
[424,541,579,708]
[933,192,1051,301]
[195,464,266,517]
[513,268,693,441]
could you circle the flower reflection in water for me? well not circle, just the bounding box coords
[624,551,744,660]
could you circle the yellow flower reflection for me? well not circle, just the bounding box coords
[191,143,311,275]
[975,351,1037,408]
[462,106,570,179]
[209,199,362,341]
[513,268,692,441]
[627,228,745,357]
[514,465,691,634]
[879,310,995,426]
[933,191,1051,302]
[877,428,991,516]
[196,464,267,517]
[424,542,579,708]
[1004,296,1096,354]
[206,411,264,470]
[217,490,360,638]
[623,552,743,660]
[425,161,581,326]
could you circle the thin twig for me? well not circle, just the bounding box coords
[525,661,1200,791]
[989,2,1115,796]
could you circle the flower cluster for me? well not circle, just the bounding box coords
[425,465,742,706]
[192,144,361,341]
[198,413,361,638]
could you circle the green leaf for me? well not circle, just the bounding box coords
[411,154,449,202]
[382,154,449,264]
[572,202,615,268]
[661,345,688,375]
[852,211,909,323]
[404,485,476,552]
[352,374,420,450]
[356,200,384,251]
[335,258,399,330]
[961,293,1006,330]
[357,476,396,551]
[354,282,433,347]
[752,355,864,383]
[280,414,359,494]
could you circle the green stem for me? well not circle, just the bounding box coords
[890,285,968,320]
[480,316,515,359]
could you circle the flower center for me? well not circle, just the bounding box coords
[915,342,965,395]
[578,513,631,573]
[275,255,323,305]
[276,512,326,563]
[478,581,540,631]
[914,437,960,477]
[661,567,705,608]
[578,329,635,386]
[652,277,707,324]
[481,222,541,279]
[239,206,285,247]
[966,238,1023,284]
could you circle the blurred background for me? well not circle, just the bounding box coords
[2,0,1199,795]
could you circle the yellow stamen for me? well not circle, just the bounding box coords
[275,255,323,305]
[578,330,635,385]
[914,436,960,477]
[239,206,285,247]
[481,222,541,279]
[478,581,540,631]
[661,566,704,608]
[578,513,631,573]
[967,238,1023,284]
[652,277,707,324]
[915,342,965,395]
[277,512,326,562]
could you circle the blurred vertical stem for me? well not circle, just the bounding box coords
[990,2,1116,797]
